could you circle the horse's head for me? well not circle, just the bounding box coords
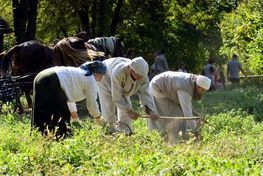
[66,37,87,50]
[76,31,91,42]
[88,36,124,58]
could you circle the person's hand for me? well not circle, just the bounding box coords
[148,112,160,121]
[126,109,139,120]
[70,117,82,128]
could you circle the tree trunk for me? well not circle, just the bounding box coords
[12,0,28,44]
[12,0,38,44]
[77,4,90,32]
[26,0,38,41]
[97,0,106,36]
[91,0,97,37]
[109,0,124,36]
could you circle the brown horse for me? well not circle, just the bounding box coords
[0,36,124,110]
[53,36,124,66]
[0,41,54,109]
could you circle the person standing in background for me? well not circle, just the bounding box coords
[125,48,135,59]
[203,58,215,90]
[178,62,187,73]
[149,50,169,80]
[227,54,247,84]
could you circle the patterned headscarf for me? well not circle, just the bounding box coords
[80,61,107,76]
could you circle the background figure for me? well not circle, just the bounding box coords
[148,72,211,145]
[149,50,169,80]
[214,67,225,90]
[203,58,216,90]
[32,61,106,138]
[98,57,159,135]
[178,62,187,72]
[125,48,135,59]
[227,54,247,84]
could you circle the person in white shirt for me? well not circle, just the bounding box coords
[98,57,159,135]
[148,72,211,145]
[31,61,106,138]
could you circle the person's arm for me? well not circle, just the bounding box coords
[85,81,100,118]
[240,64,247,77]
[177,89,197,130]
[137,78,159,120]
[67,102,77,114]
[163,57,169,71]
[177,89,193,117]
[227,64,230,80]
[67,102,81,124]
[111,71,132,111]
[145,105,159,120]
[209,66,215,75]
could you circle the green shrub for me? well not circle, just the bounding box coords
[0,85,262,175]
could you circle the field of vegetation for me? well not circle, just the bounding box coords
[0,83,262,175]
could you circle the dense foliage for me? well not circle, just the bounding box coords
[0,1,262,174]
[0,0,262,74]
[220,0,263,74]
[0,84,262,175]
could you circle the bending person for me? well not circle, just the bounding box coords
[98,57,159,135]
[148,72,211,145]
[31,61,106,138]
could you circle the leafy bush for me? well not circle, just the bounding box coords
[220,0,263,74]
[194,85,263,122]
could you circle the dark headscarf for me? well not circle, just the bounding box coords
[80,61,107,76]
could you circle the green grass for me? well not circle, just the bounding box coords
[0,85,262,175]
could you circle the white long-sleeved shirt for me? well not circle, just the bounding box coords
[54,66,100,117]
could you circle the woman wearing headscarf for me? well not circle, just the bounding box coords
[148,72,211,145]
[98,57,159,134]
[31,61,106,138]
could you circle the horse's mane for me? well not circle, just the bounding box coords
[88,37,116,56]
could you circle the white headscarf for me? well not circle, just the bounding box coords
[196,75,211,90]
[130,57,149,76]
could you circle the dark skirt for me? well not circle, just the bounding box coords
[31,69,71,138]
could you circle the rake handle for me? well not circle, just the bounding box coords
[142,115,201,120]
